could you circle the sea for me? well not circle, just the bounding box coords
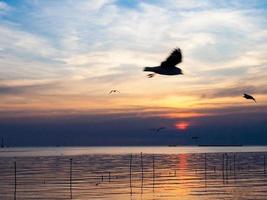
[0,146,267,200]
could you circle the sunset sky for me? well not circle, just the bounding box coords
[0,0,267,146]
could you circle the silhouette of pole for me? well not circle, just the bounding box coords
[108,171,111,182]
[222,153,225,183]
[225,153,228,182]
[141,152,144,181]
[264,155,266,175]
[225,153,228,171]
[204,153,207,171]
[14,161,16,200]
[152,154,155,192]
[233,153,236,177]
[70,158,72,199]
[129,154,132,179]
[140,152,144,195]
[229,154,232,173]
[204,153,207,188]
[129,154,132,196]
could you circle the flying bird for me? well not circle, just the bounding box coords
[147,73,155,78]
[109,90,120,94]
[149,127,166,133]
[143,48,183,77]
[243,93,256,103]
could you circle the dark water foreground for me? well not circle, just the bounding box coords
[0,146,267,200]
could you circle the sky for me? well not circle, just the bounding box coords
[0,0,267,146]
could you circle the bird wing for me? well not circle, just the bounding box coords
[160,48,182,68]
[250,95,256,102]
[244,94,256,102]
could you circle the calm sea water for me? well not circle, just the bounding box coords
[0,146,267,200]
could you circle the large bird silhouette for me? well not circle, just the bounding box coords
[243,93,256,103]
[143,48,183,77]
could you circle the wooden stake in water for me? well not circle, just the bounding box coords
[225,153,228,171]
[204,153,207,172]
[141,152,144,181]
[129,154,132,179]
[225,153,228,182]
[222,153,225,183]
[140,152,144,195]
[229,154,232,172]
[129,154,132,196]
[108,171,111,182]
[70,158,73,199]
[264,155,266,175]
[14,161,16,200]
[233,153,236,177]
[152,154,155,191]
[204,153,207,187]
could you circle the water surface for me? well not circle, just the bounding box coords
[0,146,267,200]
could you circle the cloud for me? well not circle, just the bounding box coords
[203,83,267,99]
[0,80,62,96]
[168,0,210,9]
[0,1,10,14]
[0,24,59,59]
[0,0,266,122]
[2,0,267,147]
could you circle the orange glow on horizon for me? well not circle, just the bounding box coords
[175,122,189,130]
[161,112,207,119]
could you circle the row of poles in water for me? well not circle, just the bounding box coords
[129,153,155,196]
[11,153,266,200]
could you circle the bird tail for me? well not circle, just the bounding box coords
[143,67,153,72]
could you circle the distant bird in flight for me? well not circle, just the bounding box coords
[143,48,183,77]
[109,90,120,94]
[243,93,256,103]
[149,127,166,133]
[147,73,155,78]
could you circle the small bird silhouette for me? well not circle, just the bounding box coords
[149,127,166,133]
[109,90,120,94]
[243,93,256,103]
[147,73,155,78]
[143,48,183,77]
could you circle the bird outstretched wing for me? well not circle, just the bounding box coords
[160,48,182,68]
[244,93,256,102]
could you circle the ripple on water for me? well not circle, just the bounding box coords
[0,148,267,200]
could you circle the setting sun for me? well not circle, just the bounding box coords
[175,122,189,130]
